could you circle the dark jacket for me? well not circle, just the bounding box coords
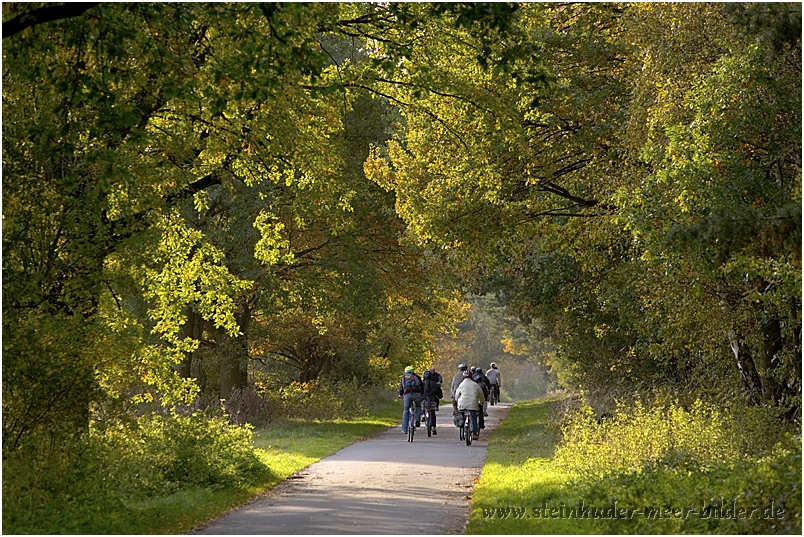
[428,370,444,385]
[476,372,492,393]
[422,378,443,403]
[473,374,490,400]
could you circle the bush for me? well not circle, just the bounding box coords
[224,386,272,426]
[3,409,272,534]
[100,409,272,494]
[553,398,801,534]
[252,374,384,422]
[555,399,746,477]
[3,433,134,534]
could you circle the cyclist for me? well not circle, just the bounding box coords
[422,370,443,435]
[398,366,423,435]
[455,369,484,440]
[472,369,489,429]
[486,362,501,405]
[428,366,443,410]
[450,363,468,418]
[473,367,492,417]
[428,366,443,386]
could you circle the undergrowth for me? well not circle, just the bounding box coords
[3,384,400,534]
[469,395,801,534]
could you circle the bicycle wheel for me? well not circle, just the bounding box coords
[465,416,472,446]
[426,410,432,437]
[408,411,415,442]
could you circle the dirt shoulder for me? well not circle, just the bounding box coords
[192,402,512,535]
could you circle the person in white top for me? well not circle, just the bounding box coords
[455,370,485,439]
[485,362,501,404]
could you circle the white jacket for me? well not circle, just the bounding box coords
[455,378,485,411]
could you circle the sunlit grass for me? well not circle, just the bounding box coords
[468,396,802,535]
[466,395,587,534]
[251,403,401,478]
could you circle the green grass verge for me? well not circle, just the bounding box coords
[467,395,578,534]
[468,396,801,535]
[119,399,402,534]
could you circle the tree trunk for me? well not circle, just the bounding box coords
[728,330,762,405]
[757,317,784,404]
[219,301,252,399]
[177,307,204,379]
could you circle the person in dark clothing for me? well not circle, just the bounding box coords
[473,367,492,417]
[428,366,443,386]
[428,366,443,409]
[422,370,443,434]
[472,371,489,429]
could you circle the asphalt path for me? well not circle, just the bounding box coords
[192,402,512,535]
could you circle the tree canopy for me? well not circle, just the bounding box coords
[3,1,801,459]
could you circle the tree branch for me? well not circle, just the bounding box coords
[107,172,223,245]
[3,3,100,39]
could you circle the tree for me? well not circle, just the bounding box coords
[4,2,500,449]
[1,1,355,446]
[364,2,801,412]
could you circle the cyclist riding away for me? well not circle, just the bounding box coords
[472,369,489,430]
[486,362,501,405]
[428,366,443,386]
[422,370,443,435]
[455,369,484,440]
[473,367,492,417]
[451,363,468,418]
[428,366,443,410]
[399,366,423,435]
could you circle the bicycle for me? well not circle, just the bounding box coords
[407,399,419,442]
[461,409,473,446]
[489,385,499,406]
[422,399,437,437]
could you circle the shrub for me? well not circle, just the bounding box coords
[224,386,272,426]
[3,407,274,534]
[103,409,272,493]
[3,432,134,534]
[253,374,383,422]
[557,399,733,478]
[262,380,345,420]
[553,397,801,534]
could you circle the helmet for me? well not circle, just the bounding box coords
[405,366,414,373]
[474,367,482,373]
[423,370,431,379]
[490,362,497,369]
[458,363,467,371]
[462,370,471,377]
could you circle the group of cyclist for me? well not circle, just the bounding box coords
[398,362,501,441]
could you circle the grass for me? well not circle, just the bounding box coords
[105,399,402,534]
[250,406,403,479]
[466,395,580,534]
[467,396,802,535]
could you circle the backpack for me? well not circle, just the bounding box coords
[403,373,422,393]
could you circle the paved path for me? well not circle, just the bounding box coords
[192,403,511,534]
